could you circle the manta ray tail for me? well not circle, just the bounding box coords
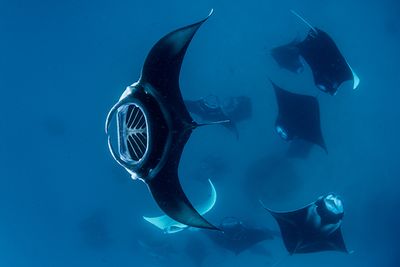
[195,119,231,127]
[195,120,239,139]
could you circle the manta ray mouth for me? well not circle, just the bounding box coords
[117,103,149,163]
[323,194,344,215]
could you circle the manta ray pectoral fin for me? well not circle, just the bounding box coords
[260,200,288,222]
[143,179,217,233]
[142,215,186,233]
[147,173,219,231]
[140,10,213,110]
[270,40,304,73]
[197,179,217,214]
[348,65,360,90]
[261,200,313,255]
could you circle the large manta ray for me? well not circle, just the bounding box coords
[271,81,327,152]
[271,10,360,95]
[105,10,218,231]
[262,193,350,254]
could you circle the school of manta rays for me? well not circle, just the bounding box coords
[105,9,360,259]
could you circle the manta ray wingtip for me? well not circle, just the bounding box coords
[259,199,280,218]
[349,66,360,90]
[192,217,220,231]
[142,216,151,224]
[198,9,213,25]
[210,224,222,232]
[259,199,271,211]
[268,79,277,88]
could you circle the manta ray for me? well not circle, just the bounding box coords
[271,81,327,152]
[271,10,360,95]
[262,193,351,254]
[105,10,219,230]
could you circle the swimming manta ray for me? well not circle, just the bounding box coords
[143,179,217,233]
[261,193,350,254]
[271,10,360,95]
[105,10,219,231]
[204,217,277,255]
[271,81,327,152]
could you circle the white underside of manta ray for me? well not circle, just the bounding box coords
[143,179,217,234]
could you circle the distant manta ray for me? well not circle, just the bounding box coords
[143,179,217,234]
[271,81,327,152]
[271,10,360,95]
[105,10,220,231]
[261,193,351,255]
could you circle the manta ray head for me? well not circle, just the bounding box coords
[316,193,344,225]
[105,83,170,181]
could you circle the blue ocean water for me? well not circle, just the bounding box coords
[1,0,399,266]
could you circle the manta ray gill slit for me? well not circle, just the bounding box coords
[117,103,149,163]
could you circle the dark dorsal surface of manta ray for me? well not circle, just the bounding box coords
[271,81,327,152]
[271,38,304,74]
[262,193,350,254]
[105,10,218,231]
[271,11,360,95]
[204,217,277,255]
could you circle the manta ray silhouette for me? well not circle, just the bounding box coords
[271,10,360,95]
[105,10,219,231]
[262,193,350,254]
[271,81,327,152]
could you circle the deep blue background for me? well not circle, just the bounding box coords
[1,0,399,266]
